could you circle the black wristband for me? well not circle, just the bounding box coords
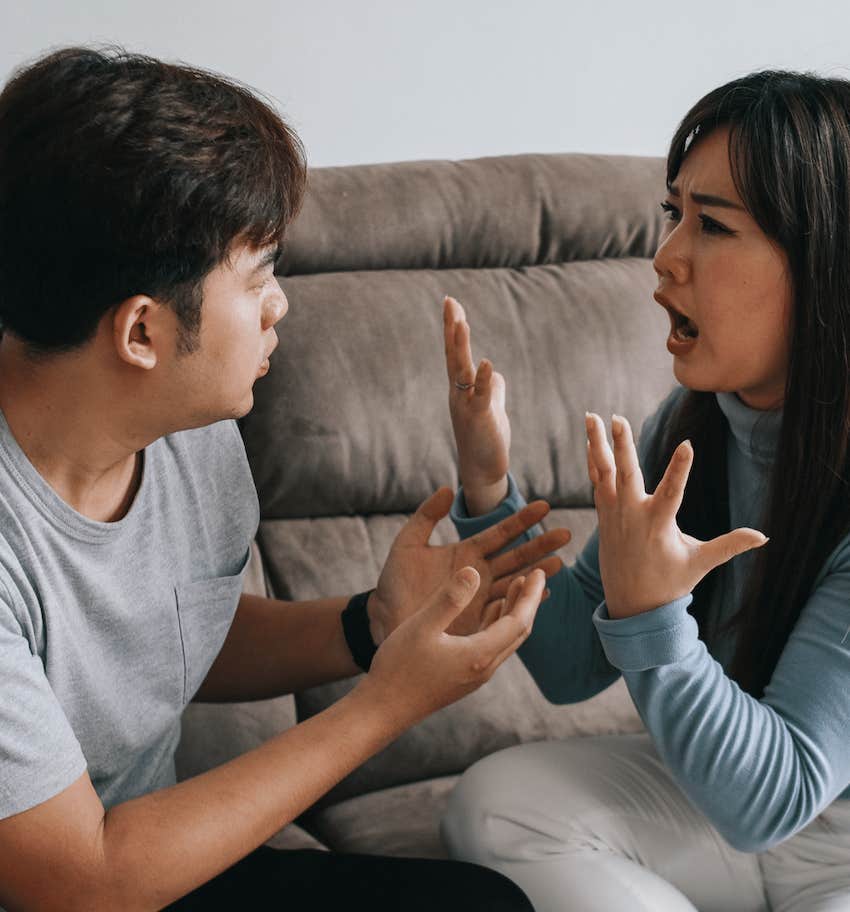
[342,589,378,672]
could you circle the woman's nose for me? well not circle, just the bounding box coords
[653,226,690,283]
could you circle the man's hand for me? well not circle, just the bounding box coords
[368,487,570,641]
[362,567,546,725]
[444,296,512,516]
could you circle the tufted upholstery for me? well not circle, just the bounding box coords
[177,152,677,855]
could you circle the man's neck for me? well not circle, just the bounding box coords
[0,333,155,522]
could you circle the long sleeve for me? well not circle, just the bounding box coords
[452,476,614,702]
[593,540,850,852]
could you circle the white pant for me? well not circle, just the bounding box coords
[440,734,850,912]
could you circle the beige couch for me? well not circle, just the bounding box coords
[175,152,676,857]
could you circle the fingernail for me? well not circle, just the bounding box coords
[611,414,623,436]
[585,412,593,431]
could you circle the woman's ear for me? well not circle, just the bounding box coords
[112,295,167,370]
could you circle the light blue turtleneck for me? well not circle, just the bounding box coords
[451,387,850,853]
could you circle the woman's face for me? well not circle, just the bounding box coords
[653,127,792,410]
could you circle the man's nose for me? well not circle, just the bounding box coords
[265,284,288,328]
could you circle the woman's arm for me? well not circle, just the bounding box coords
[586,412,850,851]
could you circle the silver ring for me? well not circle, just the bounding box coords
[454,379,475,391]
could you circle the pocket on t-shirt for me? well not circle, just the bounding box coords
[174,548,250,703]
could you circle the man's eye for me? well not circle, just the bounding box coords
[660,201,680,221]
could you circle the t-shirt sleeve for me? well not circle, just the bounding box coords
[0,572,86,819]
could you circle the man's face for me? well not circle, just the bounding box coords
[170,241,287,424]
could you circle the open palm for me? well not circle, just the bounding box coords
[370,488,570,640]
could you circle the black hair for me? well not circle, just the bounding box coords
[650,71,850,698]
[0,46,307,354]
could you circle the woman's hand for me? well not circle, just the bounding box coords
[585,412,768,619]
[443,296,511,516]
[361,567,545,727]
[369,487,569,640]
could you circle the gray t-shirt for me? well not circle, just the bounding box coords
[0,411,259,818]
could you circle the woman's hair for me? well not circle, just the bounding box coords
[0,46,307,354]
[649,70,850,698]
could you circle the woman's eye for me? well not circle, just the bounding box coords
[660,201,680,221]
[699,214,733,235]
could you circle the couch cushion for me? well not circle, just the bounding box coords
[244,258,673,519]
[279,154,664,275]
[300,776,460,859]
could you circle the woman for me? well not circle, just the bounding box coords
[440,71,850,911]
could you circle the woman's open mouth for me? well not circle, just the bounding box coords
[655,291,699,354]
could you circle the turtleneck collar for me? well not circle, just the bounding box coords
[715,391,782,464]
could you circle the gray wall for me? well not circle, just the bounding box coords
[3,0,850,167]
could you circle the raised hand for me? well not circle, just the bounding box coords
[364,567,546,724]
[443,296,511,516]
[585,412,768,619]
[369,487,570,641]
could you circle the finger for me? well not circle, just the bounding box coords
[393,487,454,547]
[488,526,571,578]
[586,439,600,487]
[696,528,769,577]
[452,318,476,389]
[443,296,466,381]
[653,439,693,522]
[426,566,481,632]
[478,597,506,631]
[585,412,616,502]
[471,359,493,410]
[471,569,545,668]
[610,414,645,502]
[489,554,563,600]
[467,500,550,555]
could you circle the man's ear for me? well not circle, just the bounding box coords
[112,295,170,370]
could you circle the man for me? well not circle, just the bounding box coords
[0,48,569,909]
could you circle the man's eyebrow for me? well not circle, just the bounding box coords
[251,245,282,274]
[666,184,745,211]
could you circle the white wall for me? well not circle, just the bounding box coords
[3,0,850,167]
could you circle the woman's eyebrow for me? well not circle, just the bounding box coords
[667,184,745,211]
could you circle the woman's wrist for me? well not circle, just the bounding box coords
[461,476,509,516]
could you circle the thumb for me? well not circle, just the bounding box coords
[697,528,768,576]
[394,487,455,547]
[424,567,480,632]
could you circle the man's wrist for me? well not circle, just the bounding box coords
[341,590,378,671]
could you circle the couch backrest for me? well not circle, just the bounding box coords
[239,153,676,804]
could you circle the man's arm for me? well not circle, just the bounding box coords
[194,592,359,700]
[198,489,569,702]
[0,568,545,912]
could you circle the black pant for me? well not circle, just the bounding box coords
[164,846,533,911]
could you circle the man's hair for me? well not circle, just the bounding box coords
[0,46,307,354]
